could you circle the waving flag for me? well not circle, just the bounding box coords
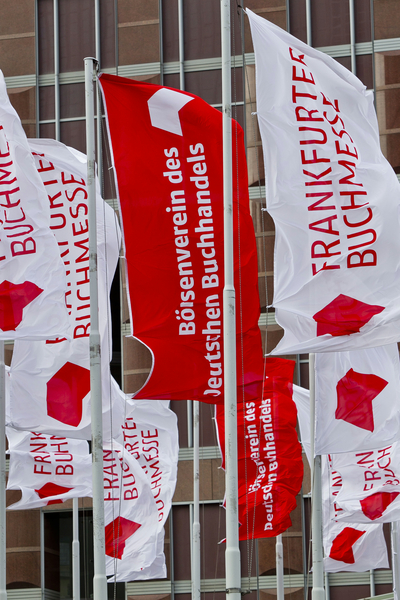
[99,74,263,403]
[293,387,388,571]
[216,358,303,538]
[322,456,388,572]
[248,9,400,354]
[332,443,400,523]
[6,428,91,509]
[107,398,178,581]
[7,140,123,440]
[315,345,400,454]
[103,443,159,576]
[0,72,68,339]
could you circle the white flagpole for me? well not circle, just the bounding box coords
[392,522,400,600]
[310,353,325,600]
[72,497,80,600]
[369,570,375,597]
[276,534,284,600]
[0,341,6,600]
[84,56,107,600]
[221,2,241,600]
[192,400,201,600]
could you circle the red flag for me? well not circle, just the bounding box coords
[216,358,303,538]
[99,74,263,402]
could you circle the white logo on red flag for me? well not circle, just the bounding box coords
[148,88,194,136]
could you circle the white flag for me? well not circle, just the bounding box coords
[332,444,400,523]
[8,139,123,440]
[109,530,167,582]
[122,398,179,526]
[108,398,178,581]
[0,73,69,339]
[293,387,388,569]
[322,456,388,572]
[315,345,400,454]
[103,443,159,577]
[6,428,91,509]
[248,10,400,354]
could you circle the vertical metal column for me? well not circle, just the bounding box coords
[95,0,103,194]
[349,0,356,75]
[0,341,6,600]
[310,354,325,600]
[84,56,107,600]
[178,0,185,91]
[192,401,201,600]
[54,0,60,140]
[276,534,284,600]
[72,497,80,600]
[305,0,312,46]
[35,0,40,138]
[392,522,400,600]
[40,509,45,600]
[369,570,375,597]
[221,2,241,600]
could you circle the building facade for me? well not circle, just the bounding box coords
[1,0,400,599]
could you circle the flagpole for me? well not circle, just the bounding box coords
[84,56,107,600]
[391,522,399,600]
[0,340,6,600]
[309,353,325,600]
[72,497,80,600]
[221,2,241,600]
[192,400,200,600]
[276,534,284,600]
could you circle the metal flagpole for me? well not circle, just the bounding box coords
[192,400,201,600]
[84,56,107,600]
[221,2,241,600]
[369,570,375,597]
[309,353,325,600]
[392,522,399,600]
[72,497,80,600]
[276,534,284,600]
[0,341,6,600]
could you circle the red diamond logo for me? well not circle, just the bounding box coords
[35,482,73,506]
[105,516,141,560]
[360,491,400,520]
[313,294,384,337]
[329,527,365,563]
[0,280,43,331]
[335,369,388,431]
[46,362,90,427]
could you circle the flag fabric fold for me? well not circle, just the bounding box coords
[7,139,123,441]
[103,442,159,577]
[99,73,263,403]
[216,357,303,538]
[315,345,400,454]
[293,386,388,571]
[331,443,400,523]
[0,72,69,339]
[248,9,400,355]
[6,427,92,509]
[322,456,388,572]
